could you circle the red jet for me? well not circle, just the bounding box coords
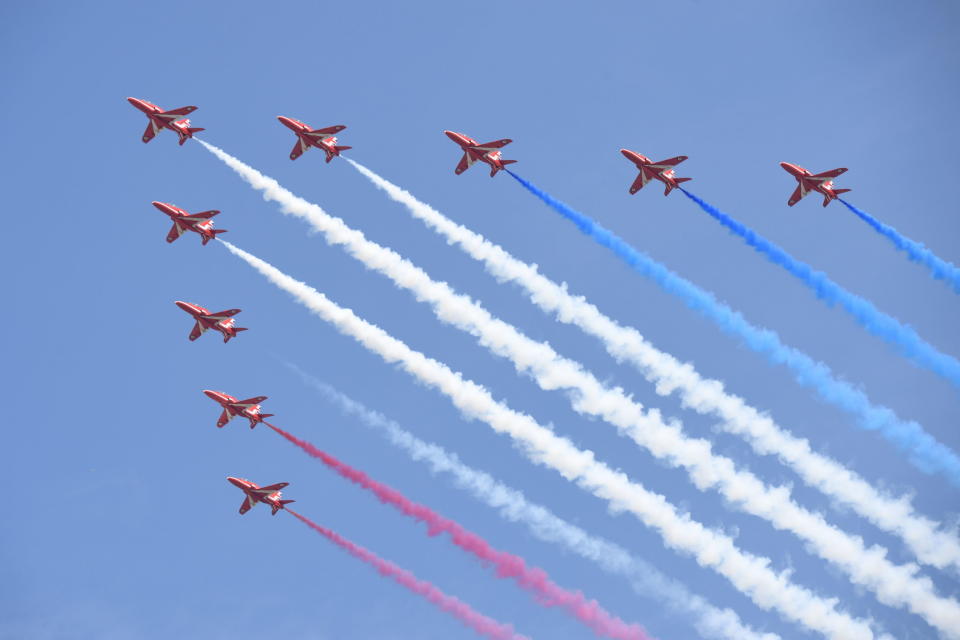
[277,116,351,162]
[227,477,295,515]
[127,97,204,145]
[444,131,517,177]
[152,201,227,246]
[780,162,851,207]
[620,149,692,196]
[175,301,247,343]
[203,390,274,428]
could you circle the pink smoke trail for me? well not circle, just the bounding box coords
[287,509,528,640]
[272,425,652,640]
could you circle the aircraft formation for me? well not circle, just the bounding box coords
[129,95,960,640]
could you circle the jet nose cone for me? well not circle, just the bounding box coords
[175,300,190,311]
[127,97,137,105]
[203,390,219,400]
[444,130,459,141]
[227,476,244,488]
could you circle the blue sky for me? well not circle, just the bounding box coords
[2,1,959,638]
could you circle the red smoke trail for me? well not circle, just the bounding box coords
[272,425,652,640]
[286,509,528,640]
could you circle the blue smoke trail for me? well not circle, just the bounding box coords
[678,189,960,387]
[507,170,960,486]
[839,199,960,294]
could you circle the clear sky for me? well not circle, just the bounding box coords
[2,1,958,638]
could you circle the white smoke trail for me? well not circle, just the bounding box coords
[200,141,959,636]
[220,238,880,640]
[288,366,780,640]
[344,159,960,575]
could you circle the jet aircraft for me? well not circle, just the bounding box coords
[620,149,692,196]
[204,390,274,428]
[780,162,851,207]
[175,301,247,343]
[127,97,204,145]
[152,201,226,246]
[277,116,350,162]
[227,477,295,515]
[444,130,517,177]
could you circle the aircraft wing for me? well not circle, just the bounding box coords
[186,210,220,220]
[629,169,656,194]
[629,173,648,194]
[189,321,207,341]
[166,222,186,243]
[238,396,268,405]
[455,153,475,175]
[239,495,256,514]
[256,482,289,494]
[787,184,809,207]
[209,309,242,319]
[812,167,847,179]
[142,121,160,143]
[290,139,307,160]
[162,105,197,117]
[217,409,233,428]
[310,125,346,137]
[651,156,688,168]
[477,139,511,150]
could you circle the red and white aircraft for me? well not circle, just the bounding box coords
[227,477,295,515]
[780,162,851,207]
[127,97,204,146]
[203,390,274,428]
[620,149,692,196]
[444,130,517,177]
[277,116,351,162]
[152,201,227,246]
[175,301,247,343]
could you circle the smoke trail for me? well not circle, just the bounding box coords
[197,141,958,631]
[285,509,529,640]
[220,239,883,640]
[346,159,960,572]
[506,170,960,486]
[288,367,779,640]
[271,425,651,640]
[678,188,960,385]
[839,199,960,294]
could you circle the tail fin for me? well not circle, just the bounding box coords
[201,229,227,246]
[325,146,352,163]
[272,499,295,515]
[223,327,248,343]
[675,177,692,184]
[663,183,674,196]
[177,127,204,145]
[833,188,851,196]
[492,159,518,176]
[252,413,275,428]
